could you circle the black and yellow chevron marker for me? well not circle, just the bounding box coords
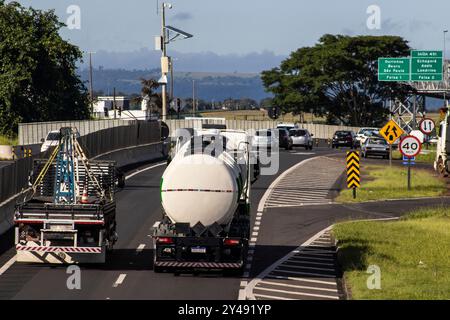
[346,151,360,189]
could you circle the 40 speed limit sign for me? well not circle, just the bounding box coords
[399,135,421,158]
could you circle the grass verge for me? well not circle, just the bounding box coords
[336,165,445,203]
[392,145,436,164]
[333,207,450,299]
[0,135,17,146]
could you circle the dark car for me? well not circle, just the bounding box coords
[332,130,358,149]
[278,128,293,150]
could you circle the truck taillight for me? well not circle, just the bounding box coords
[157,237,174,244]
[224,238,240,246]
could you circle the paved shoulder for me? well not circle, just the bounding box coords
[245,228,344,300]
[265,156,344,208]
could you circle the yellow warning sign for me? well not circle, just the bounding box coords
[380,120,404,144]
[346,151,360,189]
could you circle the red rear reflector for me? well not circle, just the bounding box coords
[224,239,240,246]
[157,237,174,244]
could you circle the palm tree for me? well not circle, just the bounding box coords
[131,78,163,114]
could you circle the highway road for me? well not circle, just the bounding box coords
[1,147,449,300]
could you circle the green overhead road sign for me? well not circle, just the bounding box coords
[411,50,443,81]
[378,58,411,81]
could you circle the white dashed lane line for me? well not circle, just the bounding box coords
[136,244,146,253]
[113,274,127,288]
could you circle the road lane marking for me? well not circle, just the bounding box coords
[253,294,293,300]
[113,274,127,288]
[266,275,337,286]
[125,162,166,180]
[258,280,338,293]
[238,155,327,300]
[136,244,146,253]
[0,256,16,276]
[284,260,334,267]
[276,264,336,272]
[254,287,339,299]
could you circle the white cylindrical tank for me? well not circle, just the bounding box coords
[161,151,245,227]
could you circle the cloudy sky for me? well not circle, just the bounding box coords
[13,0,450,71]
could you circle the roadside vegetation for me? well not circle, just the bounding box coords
[0,135,17,146]
[336,165,445,203]
[392,145,436,164]
[199,109,326,123]
[333,207,450,299]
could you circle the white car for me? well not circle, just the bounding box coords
[40,130,80,153]
[40,130,61,153]
[277,123,298,131]
[289,128,314,150]
[252,129,279,150]
[356,127,379,145]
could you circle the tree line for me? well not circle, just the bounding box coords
[261,34,414,126]
[0,1,89,137]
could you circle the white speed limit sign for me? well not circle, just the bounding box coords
[419,118,435,135]
[399,135,421,158]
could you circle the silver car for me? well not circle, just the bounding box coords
[361,138,389,159]
[289,129,313,150]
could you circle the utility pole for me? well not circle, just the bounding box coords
[192,79,196,116]
[113,87,117,119]
[170,57,174,101]
[89,52,94,114]
[161,2,169,122]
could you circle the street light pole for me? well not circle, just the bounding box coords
[88,52,94,114]
[161,3,170,122]
[192,80,196,116]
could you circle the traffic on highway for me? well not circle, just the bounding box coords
[0,0,449,317]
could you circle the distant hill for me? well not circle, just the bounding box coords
[78,68,272,101]
[79,49,285,74]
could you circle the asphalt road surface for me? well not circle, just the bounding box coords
[0,147,447,300]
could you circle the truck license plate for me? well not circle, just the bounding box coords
[191,247,207,254]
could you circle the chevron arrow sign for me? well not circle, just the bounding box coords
[346,151,360,189]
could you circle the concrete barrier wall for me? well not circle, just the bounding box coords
[0,121,163,236]
[0,121,161,205]
[18,119,136,145]
[165,119,360,139]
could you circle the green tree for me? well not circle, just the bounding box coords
[134,78,162,114]
[0,1,89,136]
[261,35,413,126]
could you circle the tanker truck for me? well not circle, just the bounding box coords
[152,129,258,274]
